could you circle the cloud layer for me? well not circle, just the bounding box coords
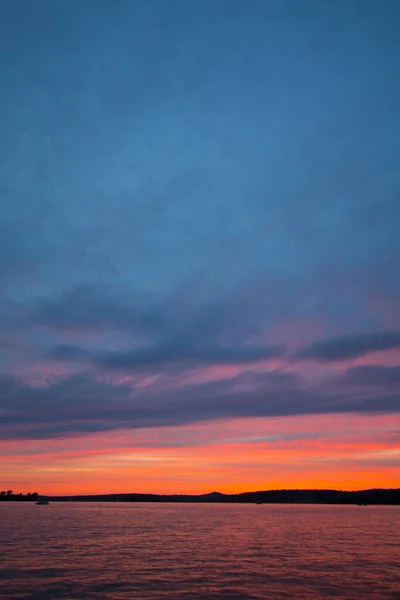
[1,360,399,441]
[295,330,400,362]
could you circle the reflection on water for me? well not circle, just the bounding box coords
[1,503,399,599]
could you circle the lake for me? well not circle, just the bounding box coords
[1,503,399,599]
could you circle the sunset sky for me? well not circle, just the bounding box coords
[0,0,399,496]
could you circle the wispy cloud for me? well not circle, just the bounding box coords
[294,330,400,362]
[1,364,399,442]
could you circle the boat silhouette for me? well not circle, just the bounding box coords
[36,497,50,505]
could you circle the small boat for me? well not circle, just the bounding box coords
[36,498,50,505]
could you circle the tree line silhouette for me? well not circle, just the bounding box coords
[50,488,400,505]
[0,490,39,501]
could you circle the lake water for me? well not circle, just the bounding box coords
[1,503,399,599]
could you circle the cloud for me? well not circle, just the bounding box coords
[1,366,398,441]
[93,342,285,370]
[37,282,286,370]
[0,340,16,351]
[28,283,171,336]
[45,338,284,371]
[294,330,400,362]
[340,365,400,387]
[44,345,89,361]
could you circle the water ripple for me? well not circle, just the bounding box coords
[1,503,399,599]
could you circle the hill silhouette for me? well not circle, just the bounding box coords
[46,488,400,505]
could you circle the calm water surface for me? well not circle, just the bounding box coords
[1,503,399,599]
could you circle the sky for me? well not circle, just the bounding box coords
[0,0,399,495]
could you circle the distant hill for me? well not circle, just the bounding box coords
[47,488,400,505]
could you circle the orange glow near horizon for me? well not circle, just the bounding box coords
[1,413,399,496]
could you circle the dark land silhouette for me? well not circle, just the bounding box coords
[42,488,400,505]
[0,491,38,501]
[2,489,399,504]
